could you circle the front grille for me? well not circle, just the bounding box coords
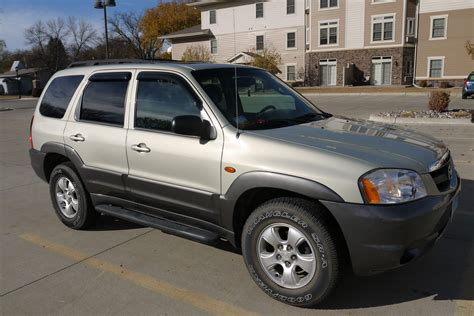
[430,155,453,192]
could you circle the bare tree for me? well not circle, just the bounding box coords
[108,12,157,59]
[24,20,48,54]
[67,17,98,59]
[46,17,69,41]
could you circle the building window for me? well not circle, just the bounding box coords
[371,57,392,85]
[320,0,338,9]
[306,27,310,45]
[372,0,396,3]
[430,16,447,39]
[372,15,394,42]
[287,65,296,81]
[320,59,337,86]
[429,58,444,78]
[210,39,217,54]
[405,59,413,75]
[256,3,264,18]
[407,17,415,36]
[287,0,295,14]
[256,35,264,50]
[209,10,216,24]
[320,21,338,46]
[287,32,296,48]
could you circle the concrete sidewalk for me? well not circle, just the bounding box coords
[296,86,463,96]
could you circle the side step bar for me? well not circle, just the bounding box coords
[95,204,220,244]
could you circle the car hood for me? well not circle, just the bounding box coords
[249,116,447,173]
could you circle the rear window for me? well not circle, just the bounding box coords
[39,75,84,118]
[468,74,474,81]
[79,73,131,126]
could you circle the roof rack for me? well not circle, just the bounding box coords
[67,58,184,69]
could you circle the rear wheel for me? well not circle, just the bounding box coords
[242,198,342,307]
[49,162,96,229]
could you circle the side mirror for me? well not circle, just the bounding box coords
[171,115,216,140]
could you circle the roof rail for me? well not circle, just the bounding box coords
[67,58,184,68]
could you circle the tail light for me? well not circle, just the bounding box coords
[29,116,34,148]
[464,80,468,87]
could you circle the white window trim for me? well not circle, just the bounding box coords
[427,56,445,78]
[370,13,396,44]
[286,30,298,50]
[256,2,264,19]
[287,0,296,15]
[371,0,396,4]
[318,0,339,11]
[406,17,416,36]
[429,15,448,41]
[285,63,298,81]
[318,19,339,48]
[210,39,218,55]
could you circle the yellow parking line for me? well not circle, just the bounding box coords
[20,233,258,316]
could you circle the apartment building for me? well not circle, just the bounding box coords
[165,0,307,82]
[165,0,473,86]
[414,0,474,86]
[305,0,418,86]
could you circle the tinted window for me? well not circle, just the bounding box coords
[135,73,201,132]
[40,75,83,118]
[80,79,129,126]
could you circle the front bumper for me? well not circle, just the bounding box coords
[321,177,461,276]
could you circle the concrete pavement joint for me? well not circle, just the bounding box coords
[0,229,154,298]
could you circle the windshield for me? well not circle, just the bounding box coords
[192,68,329,130]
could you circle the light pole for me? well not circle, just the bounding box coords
[94,0,116,59]
[15,67,21,99]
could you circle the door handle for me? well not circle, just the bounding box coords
[70,134,85,142]
[131,143,151,153]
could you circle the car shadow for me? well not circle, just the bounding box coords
[318,178,474,310]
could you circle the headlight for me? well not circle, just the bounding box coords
[360,169,427,204]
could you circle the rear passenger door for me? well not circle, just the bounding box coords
[64,71,132,197]
[126,71,223,224]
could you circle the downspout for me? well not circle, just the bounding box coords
[413,0,421,88]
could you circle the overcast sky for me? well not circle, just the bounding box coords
[0,0,163,51]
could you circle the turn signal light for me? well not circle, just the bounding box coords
[224,166,236,173]
[361,178,381,204]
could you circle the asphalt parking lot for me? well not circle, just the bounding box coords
[1,96,473,315]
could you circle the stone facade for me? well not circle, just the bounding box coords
[305,47,415,86]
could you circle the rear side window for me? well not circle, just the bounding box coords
[39,75,83,118]
[80,72,131,126]
[135,72,202,132]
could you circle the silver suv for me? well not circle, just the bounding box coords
[30,60,461,307]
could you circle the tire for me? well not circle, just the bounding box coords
[242,198,342,307]
[49,162,97,229]
[462,93,467,99]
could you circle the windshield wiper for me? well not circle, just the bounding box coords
[292,112,331,123]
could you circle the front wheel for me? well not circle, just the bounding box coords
[242,198,342,307]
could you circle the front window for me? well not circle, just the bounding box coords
[320,0,338,9]
[431,17,447,39]
[287,65,296,81]
[287,32,296,48]
[372,15,394,42]
[256,3,264,18]
[210,39,218,54]
[256,35,264,50]
[192,68,328,131]
[429,59,443,78]
[287,0,295,14]
[209,10,216,24]
[320,21,338,46]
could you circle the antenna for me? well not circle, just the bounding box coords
[233,8,240,138]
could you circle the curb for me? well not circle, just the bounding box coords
[0,97,39,101]
[369,115,472,125]
[302,92,462,97]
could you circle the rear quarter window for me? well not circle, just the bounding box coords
[39,75,84,118]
